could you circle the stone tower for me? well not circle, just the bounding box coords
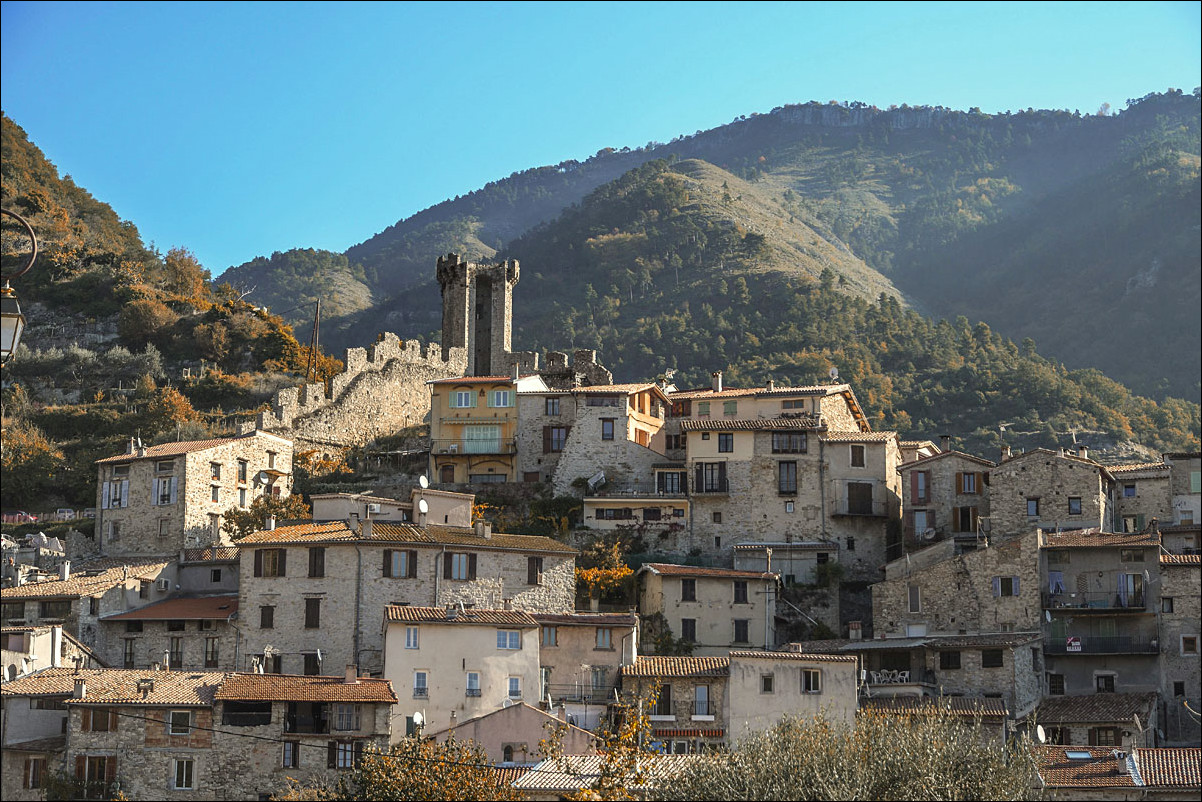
[436,253,520,377]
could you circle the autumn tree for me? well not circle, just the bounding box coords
[222,493,312,540]
[0,420,64,505]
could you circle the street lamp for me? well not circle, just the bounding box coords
[0,209,38,364]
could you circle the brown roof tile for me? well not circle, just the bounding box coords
[101,595,238,621]
[571,383,660,395]
[95,432,285,464]
[182,547,239,562]
[862,696,1008,718]
[729,650,857,663]
[1040,529,1160,549]
[621,656,730,678]
[1107,462,1170,475]
[532,612,637,627]
[900,450,997,470]
[513,755,699,792]
[1037,746,1138,788]
[237,521,576,554]
[214,672,397,704]
[429,376,517,385]
[1034,692,1157,724]
[641,563,776,580]
[1161,553,1202,566]
[2,667,224,706]
[679,416,820,432]
[0,559,170,600]
[1134,748,1202,787]
[383,606,539,627]
[820,431,898,443]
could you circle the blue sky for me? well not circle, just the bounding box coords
[2,1,1199,276]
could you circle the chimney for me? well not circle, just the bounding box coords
[711,371,723,393]
[1058,447,1066,457]
[59,561,71,582]
[502,598,512,611]
[136,437,146,458]
[362,518,373,539]
[766,379,775,391]
[848,621,863,640]
[73,679,87,699]
[940,435,951,452]
[265,515,276,531]
[474,520,492,539]
[1078,445,1089,460]
[512,363,520,381]
[1001,445,1012,461]
[344,664,359,684]
[127,437,136,455]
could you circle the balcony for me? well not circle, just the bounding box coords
[684,700,717,721]
[1043,591,1147,612]
[465,688,482,698]
[545,683,617,705]
[413,688,429,699]
[431,438,516,455]
[691,478,730,495]
[1043,636,1159,655]
[832,498,888,517]
[587,481,688,499]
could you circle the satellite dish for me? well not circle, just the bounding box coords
[256,470,270,484]
[829,366,839,381]
[1045,610,1052,623]
[922,528,937,541]
[1036,725,1046,744]
[419,474,429,489]
[412,711,424,727]
[417,498,429,515]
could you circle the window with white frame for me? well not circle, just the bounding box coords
[405,626,419,649]
[595,627,613,650]
[1183,635,1199,656]
[489,390,513,408]
[169,710,192,735]
[451,390,476,408]
[497,630,521,650]
[334,741,356,769]
[282,741,299,768]
[508,676,522,699]
[155,476,177,506]
[466,672,481,697]
[414,671,428,698]
[173,758,195,790]
[802,669,822,693]
[334,704,360,731]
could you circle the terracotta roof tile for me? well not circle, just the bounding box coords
[182,547,239,562]
[900,450,997,470]
[732,541,834,552]
[571,383,660,395]
[1161,553,1202,566]
[1040,529,1160,549]
[1034,692,1157,724]
[94,432,285,464]
[680,416,820,432]
[862,696,1008,718]
[0,559,170,601]
[1107,462,1170,475]
[1134,748,1202,787]
[429,376,517,385]
[513,755,699,792]
[670,387,767,400]
[1037,746,1138,788]
[729,650,857,663]
[1,667,224,705]
[641,563,777,580]
[383,606,539,627]
[671,384,847,401]
[621,656,730,678]
[532,612,637,627]
[922,632,1042,648]
[237,521,576,554]
[101,595,238,621]
[820,431,898,443]
[214,673,397,704]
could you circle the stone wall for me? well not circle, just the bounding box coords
[96,619,238,672]
[551,403,666,496]
[255,333,467,450]
[989,450,1111,538]
[1158,562,1201,743]
[900,453,995,545]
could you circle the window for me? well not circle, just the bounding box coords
[1026,497,1040,517]
[254,549,286,578]
[305,598,321,629]
[717,432,733,452]
[497,630,521,650]
[1183,635,1199,656]
[39,600,71,619]
[155,477,177,506]
[204,637,219,668]
[414,672,428,698]
[913,470,929,502]
[210,568,222,583]
[959,472,978,494]
[126,620,144,633]
[282,742,300,768]
[712,512,722,523]
[405,626,419,649]
[601,419,615,440]
[778,461,797,494]
[169,710,192,735]
[508,677,522,699]
[698,462,727,492]
[1120,549,1145,562]
[802,669,822,693]
[697,401,711,417]
[733,619,749,643]
[489,390,512,408]
[236,460,248,482]
[772,432,807,453]
[992,576,1020,597]
[1123,483,1136,498]
[981,650,1004,668]
[169,637,183,668]
[260,606,274,629]
[334,704,360,731]
[1090,727,1121,746]
[303,653,321,675]
[1095,674,1116,693]
[734,581,748,604]
[445,552,476,581]
[653,684,673,716]
[30,697,67,710]
[1162,597,1175,614]
[173,758,195,790]
[666,434,685,451]
[156,460,175,473]
[1046,549,1070,565]
[451,391,476,408]
[642,507,661,521]
[761,673,775,694]
[596,628,613,650]
[680,619,696,642]
[940,651,962,670]
[104,478,128,508]
[23,757,46,789]
[542,626,558,647]
[546,426,568,453]
[81,708,120,732]
[693,684,710,716]
[331,741,358,770]
[723,400,737,416]
[1068,497,1082,515]
[466,672,481,697]
[850,444,865,467]
[545,397,561,415]
[1048,674,1065,695]
[527,556,543,585]
[908,585,921,613]
[211,485,220,503]
[123,639,136,669]
[1175,681,1186,697]
[681,578,697,602]
[308,547,326,578]
[384,549,418,579]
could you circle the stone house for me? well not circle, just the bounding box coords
[532,611,638,731]
[619,655,730,753]
[97,595,239,671]
[428,374,549,485]
[1164,452,1201,526]
[236,519,576,676]
[988,448,1115,538]
[1036,745,1202,801]
[426,702,596,765]
[3,625,65,681]
[1,667,76,801]
[1040,529,1162,699]
[1031,692,1159,749]
[1160,524,1200,556]
[381,605,542,742]
[898,450,996,549]
[898,439,941,464]
[0,559,174,656]
[310,487,475,528]
[176,547,240,596]
[637,564,778,656]
[94,430,294,557]
[724,650,858,740]
[1157,553,1200,744]
[872,528,1041,638]
[1110,461,1173,534]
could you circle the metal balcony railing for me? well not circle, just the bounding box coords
[545,683,616,704]
[684,700,717,718]
[691,478,730,495]
[832,498,888,517]
[430,438,517,455]
[587,482,688,499]
[465,688,482,698]
[1043,591,1146,611]
[1043,636,1159,655]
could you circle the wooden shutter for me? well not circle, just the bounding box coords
[904,511,914,537]
[81,708,92,732]
[970,507,979,532]
[718,462,727,488]
[382,550,392,578]
[528,556,543,585]
[468,553,477,580]
[327,741,337,768]
[354,741,364,765]
[407,551,418,578]
[109,710,119,730]
[955,473,964,494]
[120,480,129,508]
[443,555,453,580]
[1088,729,1097,746]
[278,549,287,577]
[254,550,263,577]
[543,426,551,454]
[910,471,920,503]
[105,756,116,783]
[102,482,111,510]
[1012,576,1021,595]
[75,755,86,780]
[991,577,1001,597]
[975,472,985,492]
[951,507,961,533]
